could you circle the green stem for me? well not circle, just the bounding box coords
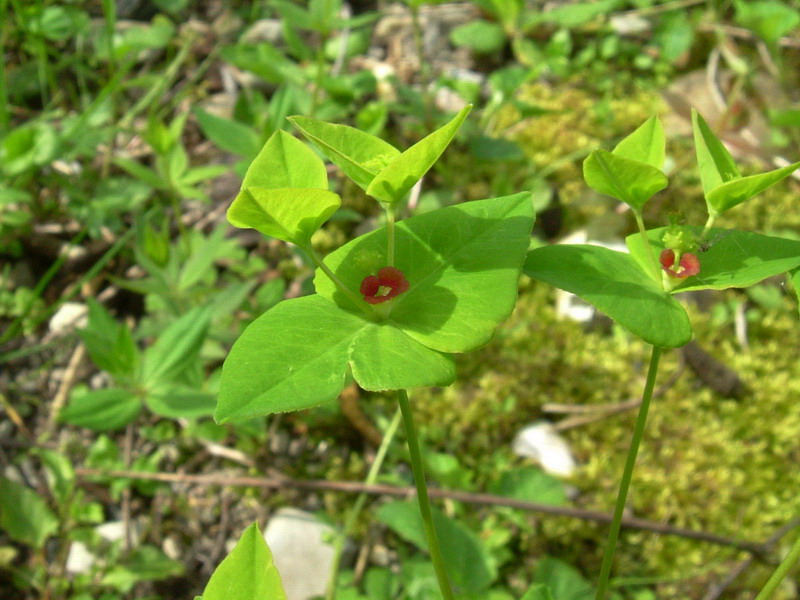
[325,408,402,600]
[301,244,373,318]
[700,213,717,240]
[754,532,800,600]
[0,0,9,134]
[633,209,660,281]
[397,389,455,600]
[311,33,329,118]
[595,345,663,600]
[385,207,396,267]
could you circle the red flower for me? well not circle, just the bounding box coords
[360,267,410,304]
[659,249,700,279]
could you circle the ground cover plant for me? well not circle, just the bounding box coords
[3,0,800,599]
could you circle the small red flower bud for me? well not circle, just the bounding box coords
[360,267,410,304]
[659,249,675,269]
[679,252,700,277]
[660,249,700,279]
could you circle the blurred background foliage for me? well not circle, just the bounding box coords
[1,0,800,598]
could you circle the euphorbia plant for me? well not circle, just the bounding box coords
[524,111,800,599]
[215,105,536,598]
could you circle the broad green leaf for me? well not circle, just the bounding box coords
[691,109,739,200]
[79,299,139,381]
[193,108,262,159]
[520,584,556,600]
[792,268,800,316]
[489,467,566,506]
[706,161,800,214]
[350,323,455,390]
[315,194,535,353]
[735,0,800,50]
[366,105,472,204]
[450,20,507,54]
[202,523,287,600]
[146,386,216,419]
[216,295,364,422]
[612,115,664,169]
[627,227,800,293]
[238,129,328,191]
[0,478,59,548]
[524,244,692,348]
[228,187,341,245]
[60,388,142,431]
[142,306,210,386]
[534,557,593,600]
[289,115,400,189]
[377,501,495,594]
[583,149,668,211]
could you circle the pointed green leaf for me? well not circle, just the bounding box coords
[60,388,142,431]
[314,194,535,353]
[238,129,327,191]
[289,115,400,189]
[202,523,287,600]
[583,149,668,211]
[216,295,364,422]
[146,386,216,419]
[534,557,594,600]
[350,323,456,391]
[143,306,210,386]
[228,187,341,245]
[79,299,139,381]
[366,105,472,204]
[691,109,740,200]
[612,115,665,169]
[706,161,800,213]
[0,478,59,548]
[524,244,692,347]
[193,108,262,159]
[627,227,800,293]
[377,501,495,594]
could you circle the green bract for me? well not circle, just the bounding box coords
[217,194,534,422]
[227,130,341,245]
[291,105,472,205]
[583,115,668,211]
[692,109,800,215]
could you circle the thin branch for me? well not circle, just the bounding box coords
[75,468,764,554]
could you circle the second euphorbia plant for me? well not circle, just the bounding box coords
[216,106,535,599]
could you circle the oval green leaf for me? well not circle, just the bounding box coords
[366,105,472,204]
[314,193,535,353]
[240,129,327,190]
[201,523,287,600]
[524,244,692,348]
[289,115,400,189]
[583,148,668,211]
[627,227,800,293]
[228,187,341,245]
[0,478,59,548]
[60,388,142,431]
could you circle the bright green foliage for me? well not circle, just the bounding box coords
[524,244,692,348]
[377,500,495,596]
[534,557,594,600]
[489,466,568,506]
[0,478,59,548]
[288,116,401,189]
[519,584,555,600]
[583,149,667,211]
[627,227,800,293]
[315,194,534,353]
[612,115,665,169]
[101,545,184,593]
[79,299,138,382]
[60,388,142,431]
[366,105,471,205]
[217,194,533,421]
[692,110,800,214]
[199,523,287,600]
[227,130,340,245]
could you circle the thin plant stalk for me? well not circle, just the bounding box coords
[301,244,374,318]
[700,213,717,240]
[595,345,663,600]
[633,209,660,278]
[754,532,800,600]
[0,0,9,134]
[325,408,402,600]
[397,389,455,600]
[385,207,396,267]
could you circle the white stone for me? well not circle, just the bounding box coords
[65,541,95,574]
[512,422,577,478]
[264,508,337,600]
[48,302,88,335]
